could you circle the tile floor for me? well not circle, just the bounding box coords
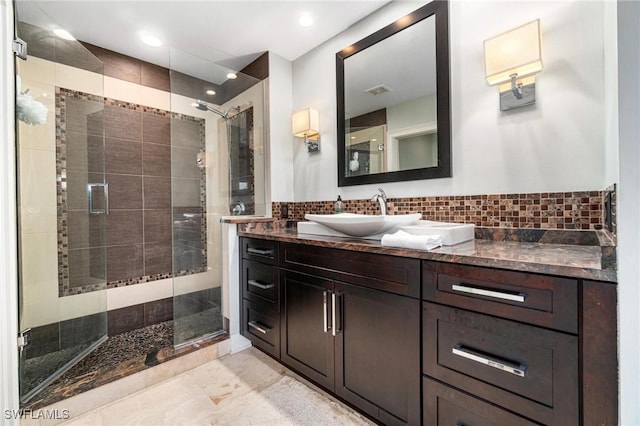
[58,347,374,426]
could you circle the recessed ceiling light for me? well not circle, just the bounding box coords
[53,29,75,41]
[299,13,313,27]
[206,89,216,96]
[140,33,162,47]
[226,73,237,80]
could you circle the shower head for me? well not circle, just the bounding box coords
[193,99,209,111]
[192,100,241,119]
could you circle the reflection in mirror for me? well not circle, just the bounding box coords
[347,124,386,175]
[345,15,436,176]
[337,1,450,186]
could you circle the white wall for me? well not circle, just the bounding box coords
[292,0,613,201]
[387,95,436,133]
[268,52,295,203]
[617,1,640,423]
[604,0,619,187]
[0,0,20,421]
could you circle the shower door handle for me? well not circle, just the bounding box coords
[88,183,109,215]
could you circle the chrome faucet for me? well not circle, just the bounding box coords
[371,188,387,215]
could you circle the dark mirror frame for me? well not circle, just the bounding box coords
[336,0,450,187]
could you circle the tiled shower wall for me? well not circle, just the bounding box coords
[58,88,206,296]
[273,190,611,230]
[228,108,256,215]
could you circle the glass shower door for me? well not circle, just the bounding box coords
[15,4,108,404]
[169,48,225,346]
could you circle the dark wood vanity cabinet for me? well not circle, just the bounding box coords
[240,238,280,358]
[240,237,421,426]
[279,270,421,425]
[422,261,618,426]
[240,236,617,426]
[332,279,420,426]
[280,269,335,390]
[279,243,421,426]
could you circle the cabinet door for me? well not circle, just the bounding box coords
[334,282,420,426]
[280,270,335,390]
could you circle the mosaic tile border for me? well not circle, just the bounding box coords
[56,87,107,296]
[56,88,208,296]
[166,112,208,280]
[228,107,256,215]
[246,107,256,214]
[273,190,609,230]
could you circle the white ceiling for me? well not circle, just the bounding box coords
[16,0,391,80]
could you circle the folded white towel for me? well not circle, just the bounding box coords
[381,230,443,251]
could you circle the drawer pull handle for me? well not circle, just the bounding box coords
[452,345,527,377]
[323,290,331,333]
[332,292,342,336]
[248,321,271,335]
[451,284,526,303]
[247,247,274,256]
[248,279,274,290]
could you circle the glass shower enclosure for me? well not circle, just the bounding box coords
[14,1,267,404]
[169,48,266,347]
[14,4,108,403]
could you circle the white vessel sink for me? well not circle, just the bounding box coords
[399,221,475,246]
[303,213,421,238]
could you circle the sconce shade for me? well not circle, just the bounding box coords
[292,108,319,137]
[484,19,543,86]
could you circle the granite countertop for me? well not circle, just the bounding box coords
[238,223,617,283]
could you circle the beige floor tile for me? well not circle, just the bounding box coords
[59,347,374,426]
[55,411,103,426]
[208,375,372,426]
[184,347,286,402]
[97,377,217,426]
[55,370,147,421]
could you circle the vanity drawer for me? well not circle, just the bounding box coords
[242,299,280,358]
[422,261,578,333]
[242,237,278,265]
[280,242,420,298]
[423,377,538,426]
[423,302,579,425]
[241,259,279,308]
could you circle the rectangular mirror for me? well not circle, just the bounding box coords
[337,0,450,186]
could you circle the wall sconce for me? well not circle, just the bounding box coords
[484,19,543,111]
[292,108,320,153]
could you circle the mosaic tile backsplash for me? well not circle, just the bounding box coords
[273,191,611,230]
